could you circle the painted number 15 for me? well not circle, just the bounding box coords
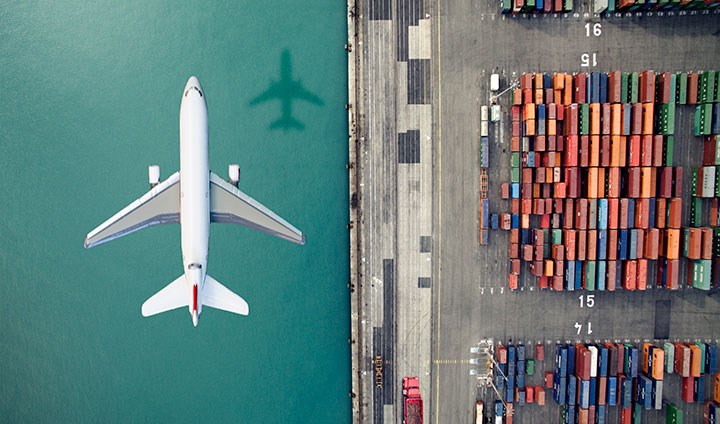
[579,295,595,308]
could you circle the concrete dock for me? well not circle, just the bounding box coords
[348,0,720,422]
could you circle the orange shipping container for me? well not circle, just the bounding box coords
[508,273,518,290]
[587,230,597,261]
[656,199,667,229]
[666,229,680,259]
[608,230,618,260]
[607,260,617,291]
[587,167,599,198]
[564,75,573,105]
[637,259,647,290]
[714,373,720,403]
[590,135,600,167]
[668,198,682,229]
[642,103,654,135]
[611,103,622,135]
[641,135,653,167]
[607,167,621,198]
[610,135,623,167]
[590,103,601,135]
[651,349,664,381]
[597,167,606,199]
[702,228,713,260]
[624,260,637,290]
[524,103,536,121]
[690,344,702,377]
[513,89,522,105]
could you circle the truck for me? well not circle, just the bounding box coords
[475,400,484,424]
[403,377,423,424]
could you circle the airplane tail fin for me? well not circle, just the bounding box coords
[141,275,188,317]
[270,115,304,131]
[203,275,249,316]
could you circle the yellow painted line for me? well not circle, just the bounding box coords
[434,0,442,423]
[433,359,472,365]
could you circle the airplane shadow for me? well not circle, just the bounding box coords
[249,49,324,131]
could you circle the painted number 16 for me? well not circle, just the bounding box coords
[585,23,602,37]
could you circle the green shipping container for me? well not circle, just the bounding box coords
[699,71,716,104]
[621,73,629,103]
[552,229,562,245]
[663,342,675,374]
[669,73,677,104]
[683,227,691,257]
[691,167,698,197]
[511,152,520,167]
[664,136,674,167]
[690,259,711,290]
[677,72,687,104]
[714,228,720,257]
[632,402,642,423]
[690,197,702,227]
[526,359,535,375]
[580,103,590,135]
[607,0,615,12]
[585,261,596,291]
[501,0,512,11]
[716,72,720,102]
[715,166,720,197]
[658,103,675,135]
[665,402,683,424]
[630,73,639,104]
[511,167,520,183]
[715,143,720,166]
[695,103,713,136]
[525,0,536,12]
[564,0,573,12]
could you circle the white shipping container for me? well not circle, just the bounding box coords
[491,104,501,122]
[703,166,716,197]
[480,121,489,137]
[481,105,489,122]
[593,0,608,14]
[589,345,598,378]
[490,73,500,91]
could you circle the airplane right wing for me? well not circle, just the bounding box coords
[209,172,305,245]
[84,172,181,249]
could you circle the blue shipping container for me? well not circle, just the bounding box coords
[649,198,656,228]
[706,343,717,374]
[554,374,567,405]
[517,344,526,361]
[607,376,618,406]
[566,260,576,291]
[556,345,568,377]
[511,214,519,229]
[574,262,583,290]
[620,377,632,408]
[597,260,606,291]
[618,230,628,261]
[568,344,576,376]
[695,375,705,402]
[598,199,608,229]
[568,375,577,406]
[627,199,635,230]
[578,378,591,409]
[511,183,520,199]
[537,104,546,120]
[600,346,609,377]
[600,72,608,104]
[516,373,525,388]
[636,375,652,409]
[590,377,597,407]
[596,404,607,424]
[598,230,607,261]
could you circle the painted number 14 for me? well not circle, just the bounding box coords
[575,322,593,335]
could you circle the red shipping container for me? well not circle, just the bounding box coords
[600,135,611,167]
[580,135,590,167]
[635,228,645,258]
[607,260,616,291]
[659,167,673,198]
[607,230,618,260]
[552,275,563,291]
[607,167,621,198]
[619,199,629,229]
[632,103,643,135]
[623,260,637,291]
[627,167,641,198]
[656,199,667,229]
[645,228,660,259]
[620,407,631,424]
[577,231,587,261]
[536,344,545,361]
[521,73,532,90]
[602,103,611,135]
[635,198,650,229]
[653,135,663,167]
[641,135,653,166]
[688,73,699,104]
[575,73,587,104]
[510,259,521,275]
[554,198,564,214]
[523,88,533,105]
[608,199,619,229]
[512,121,521,137]
[628,136,641,167]
[525,386,534,404]
[682,376,695,402]
[576,199,588,230]
[567,167,580,198]
[544,371,553,388]
[637,259,647,290]
[522,168,533,183]
[609,71,622,103]
[687,228,702,260]
[565,229,576,261]
[668,198,682,229]
[674,167,684,198]
[576,345,591,380]
[701,228,713,259]
[509,243,519,259]
[511,136,520,152]
[552,244,565,261]
[587,230,597,261]
[508,273,518,290]
[564,200,575,229]
[640,70,655,103]
[565,135,579,166]
[658,72,672,103]
[667,259,680,290]
[535,386,546,406]
[557,103,565,120]
[523,244,533,262]
[565,104,579,135]
[510,228,519,243]
[555,182,567,198]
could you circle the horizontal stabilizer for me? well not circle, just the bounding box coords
[203,275,249,316]
[141,275,187,317]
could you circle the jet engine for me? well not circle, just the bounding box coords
[228,164,240,187]
[148,165,160,188]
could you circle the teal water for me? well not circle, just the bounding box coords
[0,2,349,422]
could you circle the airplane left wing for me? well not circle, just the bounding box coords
[209,172,305,245]
[84,172,181,248]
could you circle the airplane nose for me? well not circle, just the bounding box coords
[186,76,202,90]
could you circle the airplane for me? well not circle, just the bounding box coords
[85,76,305,327]
[250,49,323,130]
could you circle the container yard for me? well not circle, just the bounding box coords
[349,0,720,422]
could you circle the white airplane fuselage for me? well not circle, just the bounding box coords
[179,76,209,326]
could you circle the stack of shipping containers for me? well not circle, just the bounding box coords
[593,0,720,14]
[501,70,720,292]
[493,340,720,422]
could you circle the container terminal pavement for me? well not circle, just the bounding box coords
[345,0,720,422]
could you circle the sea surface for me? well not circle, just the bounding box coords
[0,2,349,422]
